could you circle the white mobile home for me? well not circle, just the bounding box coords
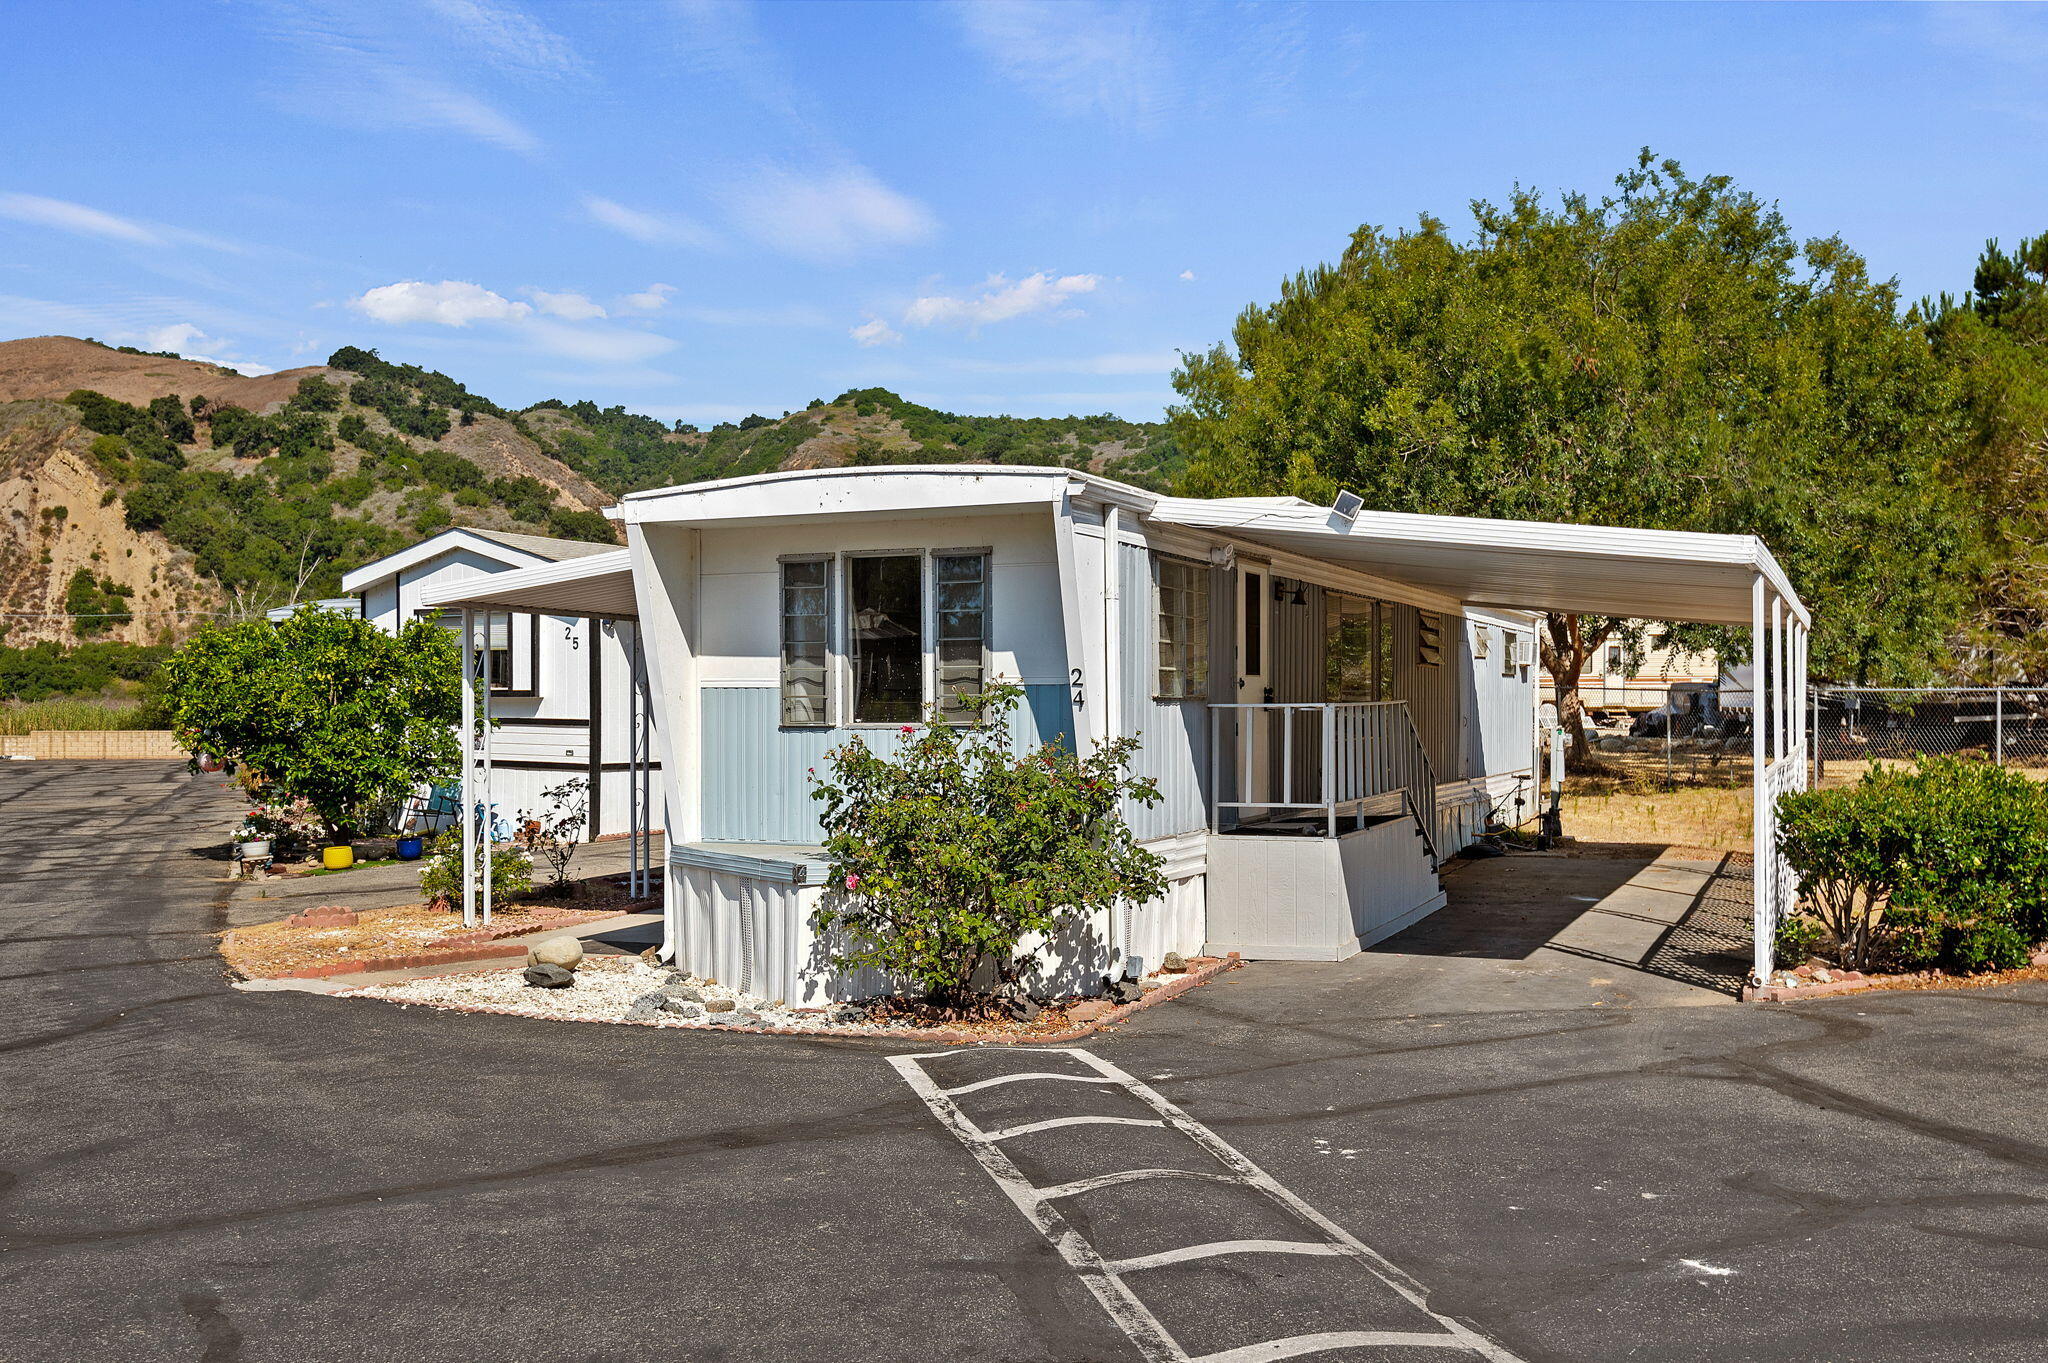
[416,466,1811,1000]
[342,527,654,839]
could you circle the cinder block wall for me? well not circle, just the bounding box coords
[2,730,188,760]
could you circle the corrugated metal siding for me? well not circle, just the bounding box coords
[1388,603,1461,776]
[700,683,1072,843]
[1270,580,1324,702]
[1467,619,1536,780]
[1120,544,1211,841]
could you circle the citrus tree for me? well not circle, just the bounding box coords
[809,686,1164,1008]
[162,607,463,840]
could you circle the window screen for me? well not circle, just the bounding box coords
[1473,624,1491,660]
[849,555,923,723]
[1324,591,1377,701]
[934,553,988,719]
[780,558,831,726]
[1504,631,1523,678]
[1155,556,1210,698]
[485,612,512,691]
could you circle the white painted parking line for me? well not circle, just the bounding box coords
[942,1070,1119,1097]
[1035,1167,1247,1201]
[891,1047,1525,1363]
[982,1113,1167,1142]
[1104,1238,1350,1275]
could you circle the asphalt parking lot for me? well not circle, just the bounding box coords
[4,762,2044,1362]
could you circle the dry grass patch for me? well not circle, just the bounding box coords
[1562,777,1753,855]
[219,901,618,978]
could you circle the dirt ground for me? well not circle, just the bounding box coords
[218,900,623,977]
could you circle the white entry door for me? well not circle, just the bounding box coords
[1237,566,1271,807]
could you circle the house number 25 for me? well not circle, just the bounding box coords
[1071,667,1085,707]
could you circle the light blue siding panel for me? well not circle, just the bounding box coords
[1467,621,1536,779]
[1119,544,1210,841]
[701,683,1072,843]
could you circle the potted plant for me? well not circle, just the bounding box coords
[232,813,270,860]
[395,833,425,861]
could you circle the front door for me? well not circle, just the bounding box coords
[1235,566,1272,810]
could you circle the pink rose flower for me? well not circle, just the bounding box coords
[844,873,861,891]
[900,725,916,734]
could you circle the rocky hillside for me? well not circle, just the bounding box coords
[0,336,1177,645]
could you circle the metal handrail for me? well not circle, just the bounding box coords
[1208,701,1437,855]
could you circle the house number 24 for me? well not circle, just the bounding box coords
[1071,667,1084,708]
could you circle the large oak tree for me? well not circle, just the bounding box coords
[1169,152,1971,761]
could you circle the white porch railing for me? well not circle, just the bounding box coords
[1209,701,1437,854]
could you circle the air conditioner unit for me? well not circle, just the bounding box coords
[1517,637,1536,668]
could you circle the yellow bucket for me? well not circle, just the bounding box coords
[322,845,355,870]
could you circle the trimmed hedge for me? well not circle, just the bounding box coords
[1776,758,2048,973]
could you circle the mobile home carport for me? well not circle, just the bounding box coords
[420,484,1811,988]
[1146,496,1811,986]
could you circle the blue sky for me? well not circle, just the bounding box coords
[3,1,2044,425]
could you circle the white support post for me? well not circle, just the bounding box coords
[1101,505,1122,750]
[1751,576,1769,986]
[1771,593,1786,764]
[459,606,476,930]
[479,619,493,927]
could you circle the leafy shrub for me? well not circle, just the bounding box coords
[809,686,1164,1006]
[419,828,533,909]
[1777,758,2048,973]
[1773,913,1831,965]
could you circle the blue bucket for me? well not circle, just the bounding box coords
[395,835,425,861]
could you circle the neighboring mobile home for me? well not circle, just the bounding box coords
[342,527,654,839]
[416,466,1811,999]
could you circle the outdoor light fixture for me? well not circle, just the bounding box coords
[1331,489,1364,524]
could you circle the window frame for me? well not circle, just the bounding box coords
[778,554,835,728]
[1153,552,1212,702]
[821,546,993,730]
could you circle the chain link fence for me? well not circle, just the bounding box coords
[1812,686,2048,785]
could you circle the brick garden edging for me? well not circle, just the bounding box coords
[255,909,633,981]
[339,954,1245,1044]
[1744,947,2048,1003]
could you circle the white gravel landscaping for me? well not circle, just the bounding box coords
[341,956,901,1032]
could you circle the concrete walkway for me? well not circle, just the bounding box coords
[1234,848,1752,1015]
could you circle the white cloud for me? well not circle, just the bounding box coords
[353,279,533,326]
[521,319,675,365]
[0,193,161,245]
[953,0,1171,130]
[583,196,719,249]
[850,317,902,347]
[1178,269,1196,282]
[903,272,1099,330]
[258,1,543,155]
[725,166,936,263]
[617,283,676,314]
[422,0,582,78]
[110,321,278,374]
[527,288,606,320]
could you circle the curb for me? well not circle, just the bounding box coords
[1744,949,2048,1003]
[339,955,1245,1044]
[247,909,634,981]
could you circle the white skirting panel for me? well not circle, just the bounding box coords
[665,844,1208,1003]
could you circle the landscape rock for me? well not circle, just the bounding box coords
[624,992,669,1021]
[1067,999,1113,1023]
[704,997,737,1013]
[1160,951,1188,973]
[527,936,584,971]
[522,963,575,989]
[708,1008,757,1026]
[1105,979,1143,1005]
[662,980,705,1004]
[1007,997,1044,1023]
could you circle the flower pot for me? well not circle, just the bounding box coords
[395,835,424,861]
[236,839,271,859]
[322,845,355,870]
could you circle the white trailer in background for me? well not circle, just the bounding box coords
[342,527,657,841]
